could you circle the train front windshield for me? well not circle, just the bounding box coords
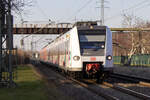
[78,29,106,56]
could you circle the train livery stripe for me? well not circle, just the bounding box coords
[70,51,72,66]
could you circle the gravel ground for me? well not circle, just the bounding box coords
[121,84,150,96]
[113,65,150,98]
[90,84,140,100]
[31,63,150,100]
[106,77,150,98]
[33,63,105,100]
[113,65,150,79]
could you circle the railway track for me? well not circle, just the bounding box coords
[111,73,150,82]
[110,73,150,87]
[32,61,150,100]
[67,72,150,100]
[69,78,119,100]
[31,61,118,100]
[80,79,150,100]
[40,63,119,100]
[102,82,150,100]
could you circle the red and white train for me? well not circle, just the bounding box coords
[40,25,113,81]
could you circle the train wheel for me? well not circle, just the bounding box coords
[83,71,88,79]
[76,72,82,79]
[68,71,76,78]
[96,72,105,84]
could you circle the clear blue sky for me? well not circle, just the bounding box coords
[14,0,150,27]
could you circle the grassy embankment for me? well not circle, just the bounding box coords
[0,65,49,100]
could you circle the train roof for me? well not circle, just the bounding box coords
[77,25,106,31]
[41,25,107,50]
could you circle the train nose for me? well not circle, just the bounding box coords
[86,63,100,74]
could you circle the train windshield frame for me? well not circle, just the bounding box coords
[78,29,106,56]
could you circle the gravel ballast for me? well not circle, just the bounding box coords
[32,63,150,100]
[33,64,105,100]
[113,65,150,79]
[113,65,150,98]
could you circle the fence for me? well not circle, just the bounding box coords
[113,54,150,67]
[0,48,18,87]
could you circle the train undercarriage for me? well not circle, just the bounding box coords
[64,62,112,83]
[40,61,112,83]
[67,70,111,83]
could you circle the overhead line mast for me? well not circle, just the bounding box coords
[101,0,104,25]
[0,0,15,87]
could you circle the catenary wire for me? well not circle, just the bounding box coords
[105,0,150,22]
[64,0,94,22]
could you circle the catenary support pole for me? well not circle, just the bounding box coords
[101,0,104,25]
[7,0,14,86]
[0,0,2,82]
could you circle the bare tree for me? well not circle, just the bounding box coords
[122,13,146,28]
[121,13,150,55]
[1,0,33,17]
[120,13,150,65]
[12,0,33,14]
[12,0,33,11]
[122,13,134,28]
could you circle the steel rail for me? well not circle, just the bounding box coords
[34,61,150,100]
[103,82,150,100]
[78,79,150,100]
[38,61,119,100]
[110,73,150,88]
[80,79,150,100]
[69,78,119,100]
[110,73,150,83]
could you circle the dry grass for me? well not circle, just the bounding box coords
[0,65,49,100]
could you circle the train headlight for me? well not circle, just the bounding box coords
[106,55,112,60]
[101,45,105,48]
[90,26,94,29]
[73,56,80,61]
